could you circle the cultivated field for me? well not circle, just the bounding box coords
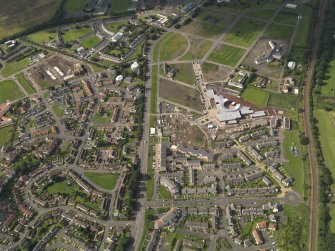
[159,78,202,111]
[0,80,25,102]
[84,172,119,190]
[225,17,265,47]
[180,38,213,60]
[208,44,246,67]
[0,0,61,40]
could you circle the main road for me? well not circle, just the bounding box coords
[303,1,327,251]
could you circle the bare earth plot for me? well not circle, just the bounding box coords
[201,62,231,83]
[0,0,61,40]
[159,78,202,111]
[242,38,288,79]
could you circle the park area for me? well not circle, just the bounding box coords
[0,80,25,103]
[208,44,246,67]
[158,33,188,62]
[84,172,119,190]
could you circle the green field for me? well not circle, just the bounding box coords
[16,73,35,94]
[159,186,171,200]
[62,27,92,43]
[84,172,119,190]
[153,32,174,63]
[146,145,154,201]
[171,63,197,85]
[314,110,335,232]
[283,130,305,197]
[0,0,61,40]
[181,20,226,38]
[47,180,78,195]
[1,57,32,77]
[150,65,158,114]
[159,33,188,62]
[241,86,269,108]
[0,125,15,146]
[81,36,101,49]
[110,0,131,14]
[321,54,335,96]
[264,23,295,42]
[108,21,129,33]
[0,80,25,103]
[268,93,299,109]
[181,39,213,60]
[63,0,87,13]
[27,30,57,44]
[274,9,298,25]
[245,8,277,20]
[294,6,313,47]
[225,18,265,46]
[208,44,246,67]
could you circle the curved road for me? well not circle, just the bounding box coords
[303,1,326,251]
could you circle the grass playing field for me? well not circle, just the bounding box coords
[283,130,305,197]
[16,73,35,94]
[63,0,87,13]
[159,33,188,62]
[0,80,25,103]
[180,39,213,60]
[81,36,102,49]
[264,23,295,42]
[110,0,131,14]
[268,93,299,109]
[1,57,31,77]
[0,125,15,146]
[84,172,119,190]
[0,0,61,40]
[27,30,57,44]
[62,27,92,43]
[225,17,265,47]
[208,44,246,67]
[241,86,269,108]
[314,109,335,232]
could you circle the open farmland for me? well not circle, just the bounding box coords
[0,80,25,102]
[159,78,202,111]
[0,0,61,40]
[208,44,246,67]
[241,86,269,108]
[225,18,265,47]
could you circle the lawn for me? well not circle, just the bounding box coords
[159,78,202,111]
[150,65,158,114]
[0,125,15,146]
[84,172,119,190]
[321,53,335,96]
[159,33,188,62]
[241,86,269,108]
[1,57,32,77]
[81,36,102,49]
[146,145,154,201]
[268,93,299,109]
[47,180,78,195]
[225,18,265,46]
[264,23,295,42]
[245,8,277,20]
[110,0,131,14]
[62,27,92,43]
[172,63,197,85]
[0,80,25,103]
[159,186,171,200]
[314,110,335,232]
[16,73,35,94]
[27,30,57,44]
[293,6,313,47]
[153,32,174,63]
[108,20,129,33]
[283,130,305,197]
[180,39,213,60]
[0,0,61,40]
[208,44,246,67]
[52,104,65,118]
[274,9,298,25]
[63,0,87,13]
